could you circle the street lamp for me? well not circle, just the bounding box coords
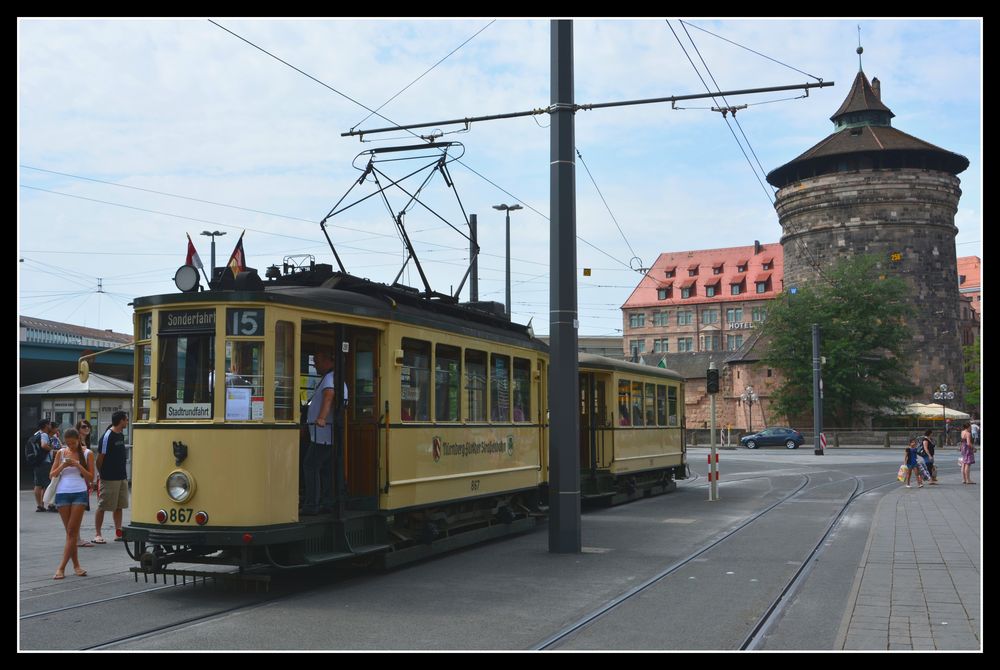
[492,204,522,319]
[201,230,227,281]
[741,385,758,432]
[932,383,955,445]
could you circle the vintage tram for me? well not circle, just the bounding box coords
[119,263,685,579]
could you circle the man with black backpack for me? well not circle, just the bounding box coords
[27,420,56,512]
[921,428,938,485]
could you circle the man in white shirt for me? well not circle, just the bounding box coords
[303,350,345,515]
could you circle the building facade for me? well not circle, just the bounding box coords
[621,242,782,361]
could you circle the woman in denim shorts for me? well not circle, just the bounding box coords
[49,429,95,579]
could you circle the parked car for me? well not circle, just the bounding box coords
[740,427,804,449]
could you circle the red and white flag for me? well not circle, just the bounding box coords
[185,233,204,269]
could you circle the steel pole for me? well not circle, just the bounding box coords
[548,19,580,554]
[506,209,511,318]
[470,214,478,302]
[813,323,824,455]
[709,362,718,501]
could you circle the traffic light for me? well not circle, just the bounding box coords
[706,368,720,394]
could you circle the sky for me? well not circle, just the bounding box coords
[18,18,982,339]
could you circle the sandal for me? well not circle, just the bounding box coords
[78,541,95,547]
[92,536,107,544]
[73,567,88,577]
[53,571,65,580]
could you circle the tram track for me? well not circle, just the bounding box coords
[534,473,813,650]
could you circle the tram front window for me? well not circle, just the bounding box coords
[159,335,215,420]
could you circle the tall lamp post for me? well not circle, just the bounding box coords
[492,204,522,319]
[201,230,227,282]
[741,385,758,432]
[933,384,955,446]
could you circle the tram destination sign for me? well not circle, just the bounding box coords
[160,309,216,334]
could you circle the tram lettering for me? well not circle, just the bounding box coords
[169,508,193,523]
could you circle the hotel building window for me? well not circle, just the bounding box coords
[700,333,720,351]
[701,310,719,325]
[677,337,694,352]
[726,307,743,323]
[652,311,670,327]
[653,338,669,353]
[752,306,767,322]
[629,313,645,328]
[677,310,693,326]
[727,334,744,351]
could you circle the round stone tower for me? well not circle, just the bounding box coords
[767,67,970,405]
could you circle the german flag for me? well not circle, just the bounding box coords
[226,231,246,277]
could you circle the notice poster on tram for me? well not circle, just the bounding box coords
[251,396,264,420]
[226,387,252,421]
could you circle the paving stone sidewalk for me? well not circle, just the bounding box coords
[837,462,981,651]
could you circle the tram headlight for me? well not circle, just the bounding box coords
[166,470,195,503]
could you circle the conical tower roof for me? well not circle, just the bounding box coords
[767,69,968,188]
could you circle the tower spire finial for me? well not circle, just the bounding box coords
[856,25,864,71]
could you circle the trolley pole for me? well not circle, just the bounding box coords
[548,19,581,554]
[812,323,824,456]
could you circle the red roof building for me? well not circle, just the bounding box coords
[957,256,981,318]
[621,242,782,358]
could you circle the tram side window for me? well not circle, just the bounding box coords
[490,354,511,422]
[401,338,430,422]
[274,321,295,421]
[618,379,631,426]
[159,335,214,420]
[435,344,461,422]
[645,383,656,427]
[225,341,264,421]
[668,386,679,426]
[465,349,487,422]
[631,381,645,427]
[512,358,531,422]
[656,385,667,426]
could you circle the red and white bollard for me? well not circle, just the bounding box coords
[708,453,720,501]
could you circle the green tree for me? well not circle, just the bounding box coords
[759,255,918,427]
[963,334,980,412]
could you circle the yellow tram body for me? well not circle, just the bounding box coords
[123,269,684,574]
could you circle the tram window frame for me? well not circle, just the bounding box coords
[512,357,531,423]
[224,339,265,422]
[158,333,215,421]
[401,338,431,422]
[644,383,656,427]
[435,344,461,423]
[490,353,511,423]
[631,381,645,427]
[667,385,679,426]
[273,321,295,421]
[656,385,667,426]
[618,379,632,427]
[465,349,487,423]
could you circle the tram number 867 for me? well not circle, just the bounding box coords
[169,508,194,523]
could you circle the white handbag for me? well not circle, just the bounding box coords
[43,474,61,506]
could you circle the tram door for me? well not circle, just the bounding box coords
[343,328,380,509]
[579,373,607,473]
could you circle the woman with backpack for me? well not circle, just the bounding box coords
[48,428,95,579]
[920,429,938,485]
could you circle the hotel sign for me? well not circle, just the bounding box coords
[730,322,754,330]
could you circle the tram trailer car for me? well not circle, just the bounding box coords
[577,354,688,506]
[122,265,685,578]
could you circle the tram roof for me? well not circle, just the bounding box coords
[134,283,548,354]
[579,353,683,382]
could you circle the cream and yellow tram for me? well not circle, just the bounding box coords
[123,268,548,575]
[577,355,688,505]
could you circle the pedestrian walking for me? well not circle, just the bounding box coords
[74,420,95,547]
[28,420,56,512]
[904,438,924,488]
[920,429,938,485]
[971,421,980,446]
[960,421,976,485]
[49,428,95,579]
[93,411,129,543]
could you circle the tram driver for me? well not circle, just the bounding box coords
[302,349,348,515]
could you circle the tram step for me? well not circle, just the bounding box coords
[303,543,391,565]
